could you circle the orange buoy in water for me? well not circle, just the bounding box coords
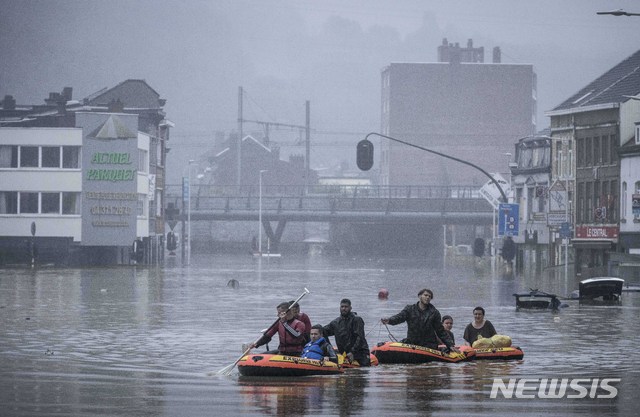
[378,288,389,299]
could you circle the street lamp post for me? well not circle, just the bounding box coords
[187,159,195,265]
[258,170,268,254]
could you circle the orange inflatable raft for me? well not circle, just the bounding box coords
[459,345,524,360]
[371,341,474,364]
[237,354,343,377]
[338,352,379,368]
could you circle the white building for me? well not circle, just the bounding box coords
[0,112,151,265]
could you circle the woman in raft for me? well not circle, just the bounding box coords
[463,306,497,346]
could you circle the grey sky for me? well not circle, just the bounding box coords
[1,0,638,173]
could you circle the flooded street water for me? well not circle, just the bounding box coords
[1,254,639,416]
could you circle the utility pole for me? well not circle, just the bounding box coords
[305,100,310,194]
[237,86,243,187]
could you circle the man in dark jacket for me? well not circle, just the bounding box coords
[381,289,458,352]
[323,298,371,366]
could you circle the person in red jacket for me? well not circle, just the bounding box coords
[251,302,307,356]
[290,301,312,342]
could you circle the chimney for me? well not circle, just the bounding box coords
[2,95,16,110]
[62,87,73,101]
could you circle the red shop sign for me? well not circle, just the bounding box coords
[575,225,619,239]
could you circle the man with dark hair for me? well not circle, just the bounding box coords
[323,298,371,366]
[301,324,338,364]
[251,301,306,356]
[382,289,458,352]
[289,301,312,342]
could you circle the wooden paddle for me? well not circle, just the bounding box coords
[216,288,310,376]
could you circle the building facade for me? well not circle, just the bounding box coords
[509,135,552,273]
[380,39,536,188]
[0,81,171,265]
[545,50,640,278]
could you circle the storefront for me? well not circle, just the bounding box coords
[572,225,618,278]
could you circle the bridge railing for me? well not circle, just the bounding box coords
[164,194,491,214]
[165,184,482,200]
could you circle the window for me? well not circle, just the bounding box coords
[622,182,627,219]
[576,138,584,167]
[19,192,38,213]
[602,135,610,164]
[62,146,80,168]
[527,187,534,219]
[635,181,640,219]
[586,182,593,222]
[538,187,545,212]
[0,191,17,214]
[155,191,162,216]
[611,180,618,222]
[138,149,148,173]
[609,135,618,165]
[62,192,80,214]
[137,195,146,217]
[0,145,18,168]
[585,137,592,166]
[555,142,562,177]
[42,146,61,168]
[40,192,60,213]
[577,182,585,223]
[156,139,163,167]
[20,146,38,167]
[593,137,600,165]
[520,148,533,168]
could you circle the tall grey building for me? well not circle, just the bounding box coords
[380,40,536,187]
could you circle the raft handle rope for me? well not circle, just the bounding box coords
[383,323,399,342]
[364,321,382,339]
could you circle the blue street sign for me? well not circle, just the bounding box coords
[559,222,571,238]
[498,203,519,237]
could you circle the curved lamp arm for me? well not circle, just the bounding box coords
[366,132,508,203]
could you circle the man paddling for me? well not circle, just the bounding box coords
[251,301,307,356]
[381,288,459,353]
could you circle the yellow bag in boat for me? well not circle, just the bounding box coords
[472,337,494,349]
[490,334,512,348]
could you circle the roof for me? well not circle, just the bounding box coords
[549,49,640,114]
[88,114,137,139]
[84,79,164,109]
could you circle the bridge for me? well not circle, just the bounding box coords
[165,184,494,253]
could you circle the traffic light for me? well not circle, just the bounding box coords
[473,238,485,257]
[356,139,374,171]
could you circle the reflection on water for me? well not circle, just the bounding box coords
[237,374,369,417]
[1,254,639,416]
